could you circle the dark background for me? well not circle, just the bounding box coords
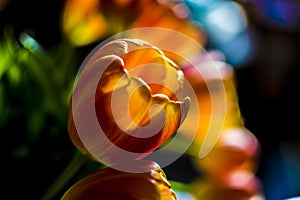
[237,1,300,199]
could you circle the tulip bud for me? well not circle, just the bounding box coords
[61,161,177,200]
[191,175,264,200]
[68,38,190,165]
[183,56,243,147]
[192,127,260,181]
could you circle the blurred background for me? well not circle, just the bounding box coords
[1,0,300,199]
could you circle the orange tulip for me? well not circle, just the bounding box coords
[166,50,243,157]
[68,38,190,165]
[192,127,260,183]
[61,161,177,200]
[61,0,205,46]
[61,0,108,46]
[171,50,264,199]
[178,51,261,177]
[191,175,264,200]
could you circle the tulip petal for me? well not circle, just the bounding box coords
[85,39,128,69]
[61,161,178,200]
[158,97,190,145]
[96,77,189,154]
[120,43,182,100]
[69,54,128,155]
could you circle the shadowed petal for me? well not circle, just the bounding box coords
[61,161,177,200]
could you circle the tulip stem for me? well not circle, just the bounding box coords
[41,150,88,200]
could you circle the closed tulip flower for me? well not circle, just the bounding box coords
[68,38,190,165]
[192,127,260,183]
[61,161,177,200]
[191,175,264,200]
[182,51,244,148]
[173,51,264,200]
[164,50,242,157]
[180,51,261,181]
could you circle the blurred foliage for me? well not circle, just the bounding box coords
[0,26,102,199]
[0,27,74,137]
